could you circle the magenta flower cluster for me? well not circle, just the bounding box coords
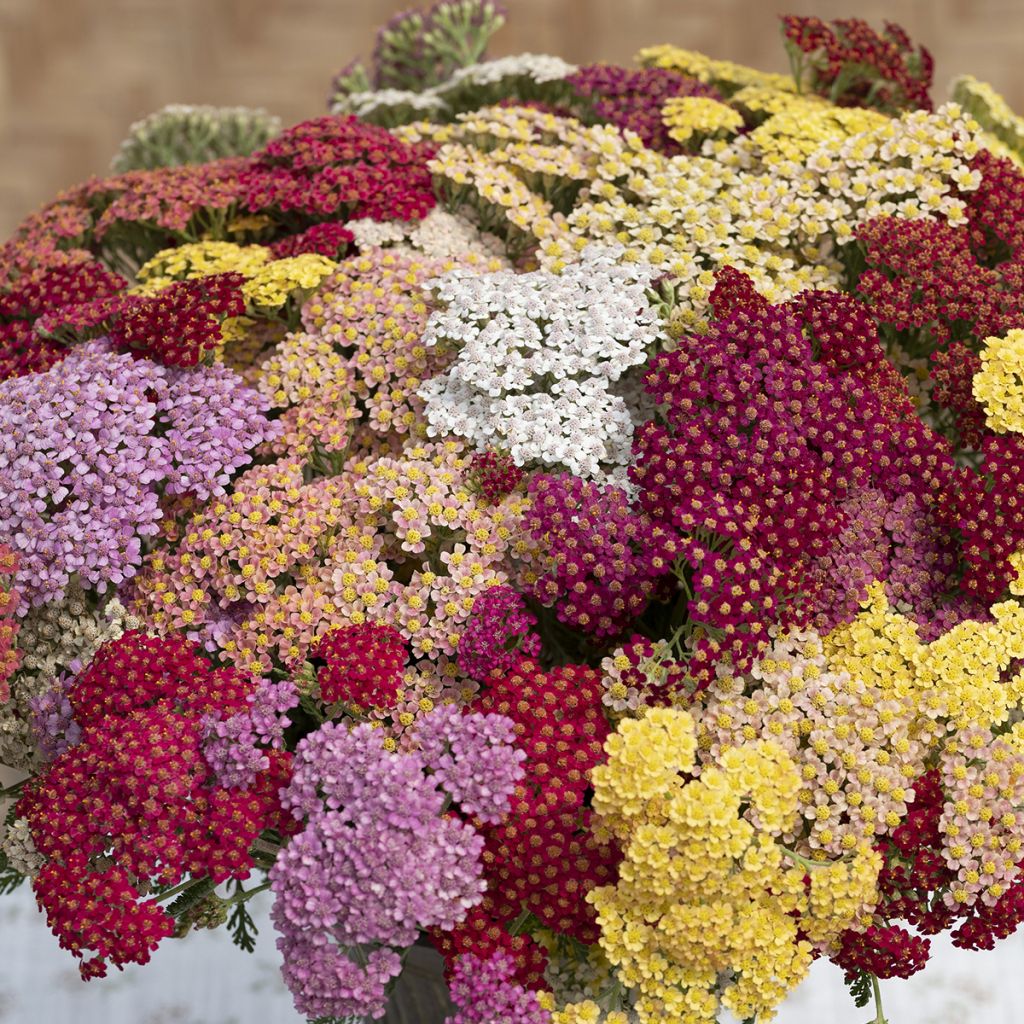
[448,952,552,1024]
[457,584,540,681]
[523,472,680,637]
[0,341,277,606]
[630,289,957,679]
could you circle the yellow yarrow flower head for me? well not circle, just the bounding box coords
[974,329,1024,434]
[134,240,272,293]
[587,708,830,1024]
[243,253,338,310]
[591,706,697,823]
[661,96,744,146]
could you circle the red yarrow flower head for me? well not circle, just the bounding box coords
[241,115,436,224]
[832,923,931,980]
[467,660,619,946]
[16,631,289,980]
[310,621,409,711]
[780,15,933,113]
[109,273,246,366]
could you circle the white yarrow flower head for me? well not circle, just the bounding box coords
[418,245,666,480]
[441,54,577,88]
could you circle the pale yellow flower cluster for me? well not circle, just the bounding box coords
[974,329,1024,434]
[542,102,982,315]
[952,75,1024,165]
[637,44,796,94]
[416,105,657,249]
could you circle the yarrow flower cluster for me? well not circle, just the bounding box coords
[269,707,522,1019]
[420,246,666,480]
[588,706,880,1023]
[457,584,539,680]
[6,7,1024,1024]
[15,632,292,979]
[0,342,276,606]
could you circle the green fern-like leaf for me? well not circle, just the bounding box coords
[846,969,874,1009]
[228,898,259,954]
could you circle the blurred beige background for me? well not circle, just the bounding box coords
[0,0,1022,236]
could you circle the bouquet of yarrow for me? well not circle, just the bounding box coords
[4,4,1024,1023]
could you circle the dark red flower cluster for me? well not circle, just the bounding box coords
[929,343,987,450]
[0,544,21,702]
[0,248,126,380]
[310,621,408,710]
[780,15,933,113]
[432,661,616,987]
[950,875,1024,951]
[268,221,355,259]
[565,64,722,154]
[32,293,126,345]
[960,150,1024,264]
[524,473,679,638]
[25,269,246,368]
[108,272,246,366]
[469,450,525,504]
[795,288,919,430]
[68,631,252,722]
[0,319,63,381]
[0,255,126,379]
[432,901,550,990]
[844,769,1024,969]
[633,276,955,682]
[0,253,126,320]
[16,631,290,979]
[853,212,1024,597]
[857,217,1024,354]
[443,659,616,980]
[940,433,1024,600]
[240,116,436,223]
[33,854,175,979]
[832,924,931,980]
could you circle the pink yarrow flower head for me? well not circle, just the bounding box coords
[270,709,522,1020]
[0,340,277,607]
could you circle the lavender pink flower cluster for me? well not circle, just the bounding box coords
[0,341,277,606]
[269,707,524,1019]
[202,677,298,790]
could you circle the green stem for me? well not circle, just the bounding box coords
[152,877,204,906]
[870,974,888,1024]
[508,908,533,937]
[781,846,831,872]
[226,881,270,906]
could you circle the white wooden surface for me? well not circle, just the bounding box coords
[0,883,1022,1023]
